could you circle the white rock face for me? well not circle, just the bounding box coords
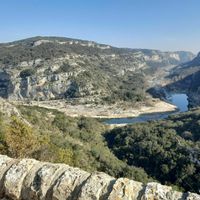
[0,154,199,200]
[33,40,51,46]
[169,53,180,60]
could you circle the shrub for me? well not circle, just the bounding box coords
[55,62,72,74]
[20,68,36,78]
[5,116,39,158]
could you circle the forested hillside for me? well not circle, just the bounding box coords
[105,108,200,193]
[0,36,194,104]
[0,104,150,183]
[1,101,200,193]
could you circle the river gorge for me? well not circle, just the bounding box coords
[105,93,189,125]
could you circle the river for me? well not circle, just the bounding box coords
[104,93,188,125]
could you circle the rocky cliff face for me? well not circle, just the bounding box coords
[0,154,199,200]
[166,53,200,107]
[0,36,194,102]
[170,52,200,80]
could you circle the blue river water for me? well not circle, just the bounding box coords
[104,93,188,125]
[168,93,188,112]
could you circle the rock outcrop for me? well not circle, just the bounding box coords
[0,155,199,200]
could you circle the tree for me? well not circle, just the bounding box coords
[5,116,39,158]
[20,68,36,78]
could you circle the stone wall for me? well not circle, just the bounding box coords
[0,155,199,200]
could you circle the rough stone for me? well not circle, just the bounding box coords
[0,155,200,200]
[108,178,144,200]
[22,163,68,200]
[186,192,200,200]
[21,162,46,200]
[3,158,38,199]
[51,166,90,200]
[77,172,115,200]
[0,155,17,196]
[140,182,187,200]
[168,190,185,200]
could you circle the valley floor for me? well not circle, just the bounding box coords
[12,98,177,119]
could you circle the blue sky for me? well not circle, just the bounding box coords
[0,0,199,53]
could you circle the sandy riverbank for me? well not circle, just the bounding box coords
[13,98,177,119]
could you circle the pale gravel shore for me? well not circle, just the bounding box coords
[12,98,177,119]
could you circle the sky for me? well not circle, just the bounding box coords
[0,0,199,53]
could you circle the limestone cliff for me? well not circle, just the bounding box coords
[166,53,200,107]
[0,155,199,200]
[0,36,194,102]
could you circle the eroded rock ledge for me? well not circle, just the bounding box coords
[0,155,199,200]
